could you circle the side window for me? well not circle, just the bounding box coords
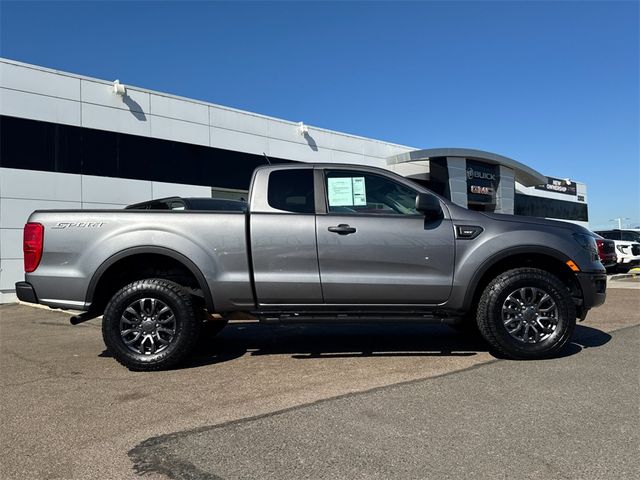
[148,201,170,210]
[267,169,315,214]
[325,170,419,215]
[621,231,640,242]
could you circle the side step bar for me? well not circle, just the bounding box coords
[258,312,459,325]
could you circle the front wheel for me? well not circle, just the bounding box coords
[102,279,201,371]
[476,268,576,359]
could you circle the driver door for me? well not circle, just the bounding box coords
[315,168,455,305]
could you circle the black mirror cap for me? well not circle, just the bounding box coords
[415,193,442,218]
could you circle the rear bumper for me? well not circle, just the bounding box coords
[576,272,607,309]
[15,281,38,304]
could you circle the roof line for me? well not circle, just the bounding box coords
[387,147,547,186]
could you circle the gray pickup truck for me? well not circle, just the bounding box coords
[16,163,607,370]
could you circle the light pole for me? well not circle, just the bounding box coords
[609,217,630,229]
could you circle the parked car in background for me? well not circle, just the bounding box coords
[594,229,640,273]
[593,234,617,270]
[126,196,247,212]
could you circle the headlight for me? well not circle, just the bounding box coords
[616,244,629,254]
[573,233,598,255]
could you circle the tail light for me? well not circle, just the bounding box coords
[595,239,605,257]
[23,223,44,272]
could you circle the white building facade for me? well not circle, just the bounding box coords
[0,58,588,303]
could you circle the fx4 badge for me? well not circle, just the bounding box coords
[52,222,105,229]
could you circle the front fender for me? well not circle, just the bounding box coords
[447,227,601,311]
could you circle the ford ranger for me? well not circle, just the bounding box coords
[16,163,607,370]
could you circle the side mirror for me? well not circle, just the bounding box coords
[415,193,442,218]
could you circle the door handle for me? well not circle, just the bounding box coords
[328,224,357,235]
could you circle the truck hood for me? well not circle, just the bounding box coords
[444,202,591,235]
[479,212,586,233]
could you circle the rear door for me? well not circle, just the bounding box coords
[249,167,323,305]
[315,168,455,305]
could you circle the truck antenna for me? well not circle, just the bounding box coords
[263,152,272,165]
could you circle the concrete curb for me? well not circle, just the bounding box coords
[608,272,639,281]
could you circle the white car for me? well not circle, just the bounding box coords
[594,229,640,273]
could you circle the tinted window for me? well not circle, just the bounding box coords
[0,115,81,173]
[186,198,247,211]
[81,127,118,177]
[620,231,640,242]
[267,169,315,213]
[515,194,588,222]
[148,201,171,210]
[0,115,294,190]
[325,170,419,215]
[594,231,620,240]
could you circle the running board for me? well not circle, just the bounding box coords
[258,312,459,325]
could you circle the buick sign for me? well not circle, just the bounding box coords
[467,167,496,181]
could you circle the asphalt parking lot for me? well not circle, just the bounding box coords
[1,284,638,479]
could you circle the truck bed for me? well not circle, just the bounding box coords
[25,210,254,311]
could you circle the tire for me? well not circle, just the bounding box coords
[102,279,201,371]
[476,268,576,360]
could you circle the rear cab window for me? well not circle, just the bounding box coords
[267,169,315,214]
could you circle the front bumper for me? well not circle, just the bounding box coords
[575,272,607,309]
[15,281,38,304]
[619,258,640,266]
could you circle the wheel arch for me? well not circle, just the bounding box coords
[462,246,582,313]
[86,246,215,313]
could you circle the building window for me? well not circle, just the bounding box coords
[515,193,588,222]
[466,159,498,208]
[0,115,292,190]
[267,169,315,213]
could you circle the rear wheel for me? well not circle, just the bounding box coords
[102,278,201,371]
[476,268,575,359]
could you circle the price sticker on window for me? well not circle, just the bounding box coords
[328,177,367,206]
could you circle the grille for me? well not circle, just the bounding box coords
[632,244,640,256]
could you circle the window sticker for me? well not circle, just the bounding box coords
[351,177,366,206]
[327,177,367,206]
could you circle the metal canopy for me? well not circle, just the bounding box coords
[387,148,547,187]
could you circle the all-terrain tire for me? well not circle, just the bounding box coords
[476,268,576,359]
[102,279,201,371]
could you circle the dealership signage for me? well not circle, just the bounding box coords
[534,177,577,196]
[466,167,496,182]
[470,185,495,195]
[466,160,498,204]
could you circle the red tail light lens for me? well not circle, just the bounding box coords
[23,223,44,273]
[595,239,605,256]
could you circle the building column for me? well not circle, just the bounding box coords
[445,156,468,209]
[495,165,515,214]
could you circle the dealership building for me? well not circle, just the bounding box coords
[0,58,588,303]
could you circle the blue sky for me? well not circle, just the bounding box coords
[1,0,638,228]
